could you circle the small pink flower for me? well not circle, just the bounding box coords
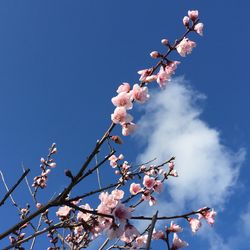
[130,183,143,195]
[188,10,199,21]
[143,175,155,189]
[121,122,136,136]
[113,203,132,224]
[131,84,150,103]
[170,169,178,177]
[198,209,216,225]
[183,16,190,26]
[157,66,170,88]
[172,233,188,249]
[194,23,204,36]
[152,230,165,240]
[117,82,131,93]
[120,224,140,243]
[176,38,196,57]
[138,68,157,83]
[153,180,163,193]
[109,155,118,168]
[135,235,148,248]
[167,221,183,233]
[107,224,124,239]
[149,196,157,206]
[188,218,202,233]
[99,192,118,208]
[111,107,133,124]
[111,189,124,200]
[56,206,72,219]
[111,92,133,109]
[77,203,92,222]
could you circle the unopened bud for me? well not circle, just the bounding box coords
[188,10,199,21]
[161,39,169,45]
[111,135,123,144]
[183,16,190,26]
[150,51,160,58]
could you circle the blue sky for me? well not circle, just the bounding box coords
[0,1,249,249]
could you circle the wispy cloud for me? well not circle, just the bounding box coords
[136,77,245,212]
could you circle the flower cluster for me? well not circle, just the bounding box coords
[32,143,57,189]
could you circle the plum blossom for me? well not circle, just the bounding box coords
[56,205,72,220]
[111,92,133,109]
[188,10,199,21]
[111,189,124,200]
[152,230,165,240]
[131,84,149,103]
[198,208,216,225]
[121,122,136,136]
[194,23,204,36]
[167,221,183,233]
[176,38,196,57]
[107,224,124,240]
[108,155,118,168]
[120,224,140,243]
[112,203,132,224]
[130,183,143,195]
[111,107,133,124]
[143,175,155,189]
[153,180,163,193]
[99,192,118,208]
[171,233,188,249]
[134,235,148,248]
[117,82,130,93]
[188,218,202,233]
[77,203,92,222]
[138,68,157,83]
[150,51,160,58]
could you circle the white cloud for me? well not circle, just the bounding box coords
[135,77,245,212]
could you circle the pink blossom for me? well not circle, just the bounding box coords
[176,38,196,57]
[121,122,136,136]
[117,82,131,93]
[188,10,199,21]
[111,107,133,124]
[172,233,188,249]
[183,16,190,26]
[120,224,140,243]
[194,23,204,36]
[167,221,183,233]
[56,205,72,219]
[77,203,92,222]
[134,235,148,248]
[138,68,157,83]
[130,183,143,195]
[111,189,124,200]
[108,155,118,168]
[188,218,202,233]
[99,192,118,208]
[131,84,149,103]
[153,180,163,193]
[118,154,124,160]
[157,66,170,88]
[107,224,124,240]
[149,196,157,206]
[111,92,133,109]
[152,230,165,240]
[113,203,132,224]
[170,169,178,177]
[143,175,155,189]
[198,208,216,225]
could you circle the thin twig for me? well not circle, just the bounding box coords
[145,211,158,250]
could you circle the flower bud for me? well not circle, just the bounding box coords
[183,16,190,26]
[188,10,199,21]
[161,39,169,45]
[150,51,160,58]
